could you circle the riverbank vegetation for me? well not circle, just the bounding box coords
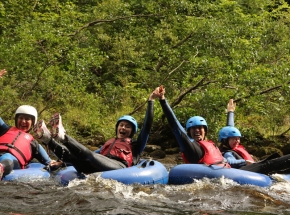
[1,0,290,158]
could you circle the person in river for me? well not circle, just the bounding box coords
[0,105,63,179]
[156,86,230,167]
[218,99,290,175]
[33,87,160,174]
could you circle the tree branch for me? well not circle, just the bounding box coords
[154,31,197,72]
[130,60,189,115]
[161,60,188,83]
[129,101,147,116]
[172,31,194,48]
[170,78,217,108]
[280,127,290,137]
[70,14,161,37]
[234,84,286,103]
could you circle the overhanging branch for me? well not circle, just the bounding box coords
[70,14,161,37]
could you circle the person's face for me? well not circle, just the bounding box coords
[189,126,206,142]
[16,114,33,132]
[228,136,240,149]
[117,120,133,139]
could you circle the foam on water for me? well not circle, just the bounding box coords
[46,172,290,214]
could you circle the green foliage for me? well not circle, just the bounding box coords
[1,0,290,147]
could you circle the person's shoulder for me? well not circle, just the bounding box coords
[204,139,216,144]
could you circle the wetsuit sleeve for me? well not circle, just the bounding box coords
[94,146,102,154]
[31,140,52,165]
[0,117,9,131]
[0,126,9,137]
[159,99,187,151]
[134,100,154,155]
[227,111,234,126]
[223,151,246,168]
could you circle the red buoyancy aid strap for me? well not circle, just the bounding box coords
[198,140,230,167]
[232,145,255,162]
[8,131,30,164]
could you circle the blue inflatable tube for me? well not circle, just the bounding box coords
[169,164,273,187]
[2,163,50,181]
[55,159,169,186]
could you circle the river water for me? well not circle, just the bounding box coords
[1,164,290,215]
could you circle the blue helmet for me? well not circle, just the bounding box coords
[186,116,208,131]
[116,115,138,137]
[218,126,241,142]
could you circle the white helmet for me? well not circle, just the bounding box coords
[15,105,38,126]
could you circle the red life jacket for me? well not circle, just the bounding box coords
[198,140,230,167]
[0,127,33,168]
[232,145,255,162]
[100,138,133,167]
[181,140,230,168]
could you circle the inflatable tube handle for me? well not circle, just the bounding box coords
[149,161,155,166]
[141,160,147,168]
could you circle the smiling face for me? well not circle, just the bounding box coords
[16,114,33,132]
[228,136,240,149]
[116,120,133,139]
[189,126,206,142]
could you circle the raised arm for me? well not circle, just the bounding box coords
[134,87,160,154]
[157,86,188,152]
[226,99,236,126]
